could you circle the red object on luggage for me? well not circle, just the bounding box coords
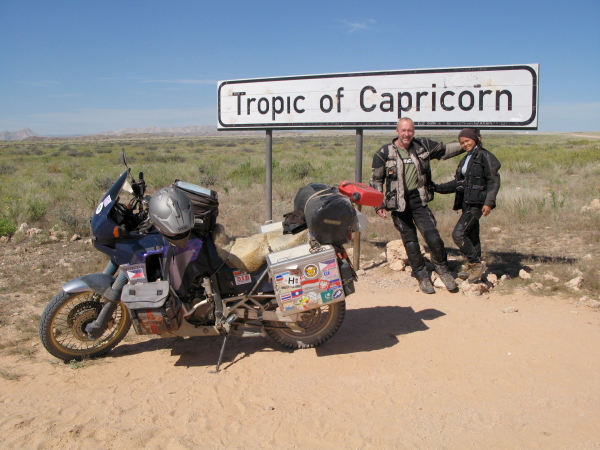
[339,181,384,207]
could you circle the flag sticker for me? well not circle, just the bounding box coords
[122,264,147,284]
[319,259,337,272]
[103,194,112,207]
[275,272,288,283]
[321,290,334,303]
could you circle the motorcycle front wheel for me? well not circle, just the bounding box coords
[265,301,345,349]
[39,290,131,362]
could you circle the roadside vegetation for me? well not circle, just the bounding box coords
[1,132,599,301]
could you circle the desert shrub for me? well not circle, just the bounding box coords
[0,164,17,175]
[285,160,316,180]
[66,149,93,157]
[94,176,115,191]
[95,147,113,154]
[146,145,158,151]
[57,207,90,236]
[26,196,48,222]
[229,161,265,186]
[145,154,186,163]
[200,173,218,186]
[0,217,16,237]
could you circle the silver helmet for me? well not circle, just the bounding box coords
[148,187,194,247]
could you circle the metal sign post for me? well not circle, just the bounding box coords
[353,129,363,269]
[266,129,273,222]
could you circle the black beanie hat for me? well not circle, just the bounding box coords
[458,128,480,142]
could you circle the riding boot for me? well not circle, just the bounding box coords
[435,268,458,291]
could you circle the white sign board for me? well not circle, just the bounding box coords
[218,64,539,130]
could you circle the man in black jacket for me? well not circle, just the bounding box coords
[434,128,501,283]
[370,118,464,294]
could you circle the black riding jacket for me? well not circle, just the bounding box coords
[370,137,463,212]
[435,146,501,210]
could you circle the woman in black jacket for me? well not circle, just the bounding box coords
[434,128,501,283]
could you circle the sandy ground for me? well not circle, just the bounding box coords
[1,271,599,450]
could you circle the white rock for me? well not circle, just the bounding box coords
[578,297,600,308]
[490,227,502,234]
[389,259,406,271]
[433,277,445,288]
[569,267,583,277]
[386,240,408,263]
[26,228,43,237]
[583,254,592,260]
[486,273,499,286]
[589,198,600,211]
[543,273,560,282]
[502,307,519,313]
[460,281,489,297]
[0,236,9,243]
[70,234,81,242]
[580,206,590,214]
[519,269,532,280]
[529,282,544,290]
[17,223,28,232]
[566,276,584,289]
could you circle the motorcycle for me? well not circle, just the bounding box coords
[39,151,380,370]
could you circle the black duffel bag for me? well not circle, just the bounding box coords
[293,182,357,247]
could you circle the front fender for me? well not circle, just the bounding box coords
[62,273,117,297]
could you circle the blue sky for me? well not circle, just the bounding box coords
[1,0,598,135]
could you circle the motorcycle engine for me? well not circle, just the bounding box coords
[182,282,215,325]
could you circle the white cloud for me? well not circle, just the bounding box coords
[19,80,59,88]
[340,19,376,33]
[46,93,83,98]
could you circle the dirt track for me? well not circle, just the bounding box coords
[1,269,599,450]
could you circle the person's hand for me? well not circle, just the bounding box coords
[376,208,387,219]
[482,205,492,217]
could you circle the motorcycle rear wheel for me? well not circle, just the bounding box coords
[266,301,345,349]
[39,290,131,362]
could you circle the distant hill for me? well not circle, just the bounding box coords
[0,128,40,141]
[96,125,259,137]
[0,125,261,141]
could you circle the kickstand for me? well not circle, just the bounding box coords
[214,333,229,373]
